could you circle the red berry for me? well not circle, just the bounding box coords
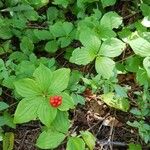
[49,95,62,108]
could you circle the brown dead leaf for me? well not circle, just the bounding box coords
[102,116,123,127]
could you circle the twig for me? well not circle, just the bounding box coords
[123,11,140,20]
[27,25,48,30]
[95,113,110,137]
[116,54,135,63]
[97,140,128,147]
[105,117,115,150]
[18,130,29,150]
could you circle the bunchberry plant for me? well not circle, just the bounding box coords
[14,64,74,149]
[70,13,126,79]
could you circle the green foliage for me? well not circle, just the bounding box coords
[0,0,150,149]
[127,121,150,144]
[3,132,14,150]
[36,129,66,149]
[80,131,96,150]
[128,143,142,150]
[66,137,85,150]
[100,92,130,112]
[14,65,74,126]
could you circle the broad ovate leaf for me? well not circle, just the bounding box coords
[99,38,126,57]
[36,130,65,149]
[48,68,70,93]
[128,37,150,57]
[33,64,52,92]
[100,12,122,29]
[37,99,57,127]
[70,30,101,65]
[66,137,85,150]
[50,21,66,37]
[14,78,41,98]
[33,29,53,40]
[80,131,96,150]
[98,25,116,40]
[45,40,58,53]
[101,92,130,112]
[95,57,115,79]
[50,110,70,134]
[58,92,74,111]
[79,30,101,52]
[143,57,150,77]
[70,47,96,65]
[14,97,43,123]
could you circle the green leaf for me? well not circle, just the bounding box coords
[34,29,53,40]
[25,0,49,9]
[47,7,58,21]
[128,37,150,57]
[15,61,35,76]
[62,22,73,36]
[3,132,14,150]
[0,112,16,128]
[143,57,150,77]
[50,22,65,37]
[0,102,9,111]
[125,56,141,72]
[101,92,130,112]
[2,4,33,12]
[66,137,85,150]
[23,10,39,21]
[0,26,12,40]
[50,110,70,133]
[97,25,116,40]
[14,78,41,97]
[58,92,74,111]
[36,130,65,149]
[50,21,73,37]
[101,0,116,7]
[14,97,43,124]
[33,64,52,92]
[114,85,128,98]
[53,0,70,8]
[71,93,85,105]
[136,68,149,86]
[100,12,122,29]
[128,143,142,150]
[48,68,70,93]
[79,30,101,51]
[20,36,34,54]
[70,47,96,65]
[58,36,72,48]
[80,131,96,150]
[45,40,58,53]
[37,99,57,127]
[95,57,115,79]
[14,78,41,98]
[140,3,150,18]
[99,38,126,57]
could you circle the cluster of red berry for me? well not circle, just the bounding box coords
[49,96,62,108]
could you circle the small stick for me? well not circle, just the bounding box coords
[97,140,128,147]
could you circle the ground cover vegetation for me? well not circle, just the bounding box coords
[0,0,150,149]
